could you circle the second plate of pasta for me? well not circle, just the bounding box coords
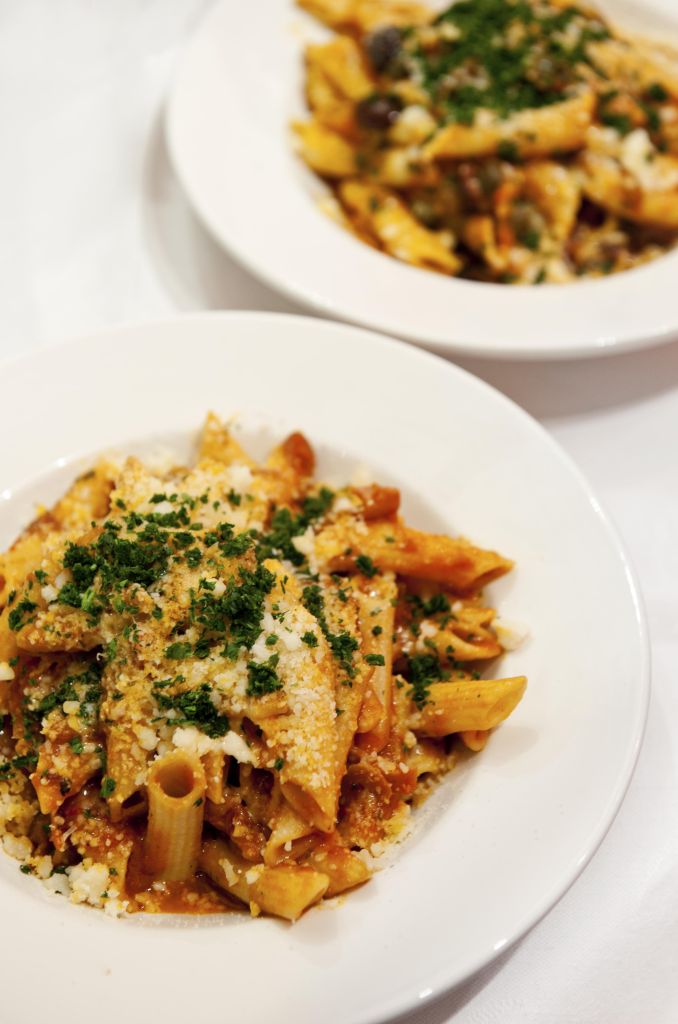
[0,313,648,1024]
[166,0,678,357]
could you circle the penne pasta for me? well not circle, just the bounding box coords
[294,0,678,281]
[200,837,329,921]
[408,677,527,737]
[0,414,526,919]
[355,575,397,751]
[144,751,206,881]
[423,90,595,162]
[315,516,512,592]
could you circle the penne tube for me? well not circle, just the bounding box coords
[200,838,329,921]
[460,730,490,752]
[355,574,396,751]
[144,751,206,881]
[297,0,432,31]
[203,750,226,804]
[304,840,371,896]
[293,120,358,177]
[408,677,527,738]
[351,484,400,520]
[316,517,513,592]
[263,432,316,507]
[423,90,595,162]
[105,723,152,823]
[413,623,502,663]
[357,686,383,733]
[197,410,256,467]
[579,150,678,228]
[338,180,460,272]
[265,801,319,866]
[306,37,374,102]
[588,38,678,103]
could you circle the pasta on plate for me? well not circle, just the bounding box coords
[0,415,525,920]
[294,0,678,283]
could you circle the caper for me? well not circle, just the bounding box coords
[364,26,402,73]
[356,92,404,132]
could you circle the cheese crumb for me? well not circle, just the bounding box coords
[493,617,530,651]
[219,858,239,887]
[67,862,110,907]
[40,584,58,604]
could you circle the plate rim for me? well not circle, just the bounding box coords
[0,311,651,1021]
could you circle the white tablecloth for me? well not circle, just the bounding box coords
[2,4,677,1021]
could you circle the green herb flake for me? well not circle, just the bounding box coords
[355,554,378,578]
[100,777,116,799]
[246,655,283,698]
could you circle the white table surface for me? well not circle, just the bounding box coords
[2,3,677,1022]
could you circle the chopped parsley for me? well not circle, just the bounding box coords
[392,0,608,127]
[302,584,359,680]
[165,641,193,660]
[0,752,38,779]
[355,554,378,578]
[152,682,230,737]
[365,653,385,666]
[100,777,116,799]
[600,111,632,135]
[497,140,521,162]
[246,655,283,697]
[256,487,334,566]
[407,653,447,708]
[646,82,668,103]
[8,599,38,632]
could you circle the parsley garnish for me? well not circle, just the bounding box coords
[8,599,38,632]
[407,653,447,708]
[301,584,358,679]
[153,682,230,737]
[256,488,334,565]
[355,554,378,578]
[100,777,116,799]
[165,641,193,660]
[246,655,283,697]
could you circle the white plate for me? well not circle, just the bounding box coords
[0,313,648,1023]
[165,0,678,360]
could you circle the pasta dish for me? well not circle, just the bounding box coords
[294,0,678,284]
[0,415,525,920]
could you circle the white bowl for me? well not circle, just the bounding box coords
[165,0,678,359]
[0,313,648,1023]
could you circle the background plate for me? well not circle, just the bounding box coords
[165,0,678,359]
